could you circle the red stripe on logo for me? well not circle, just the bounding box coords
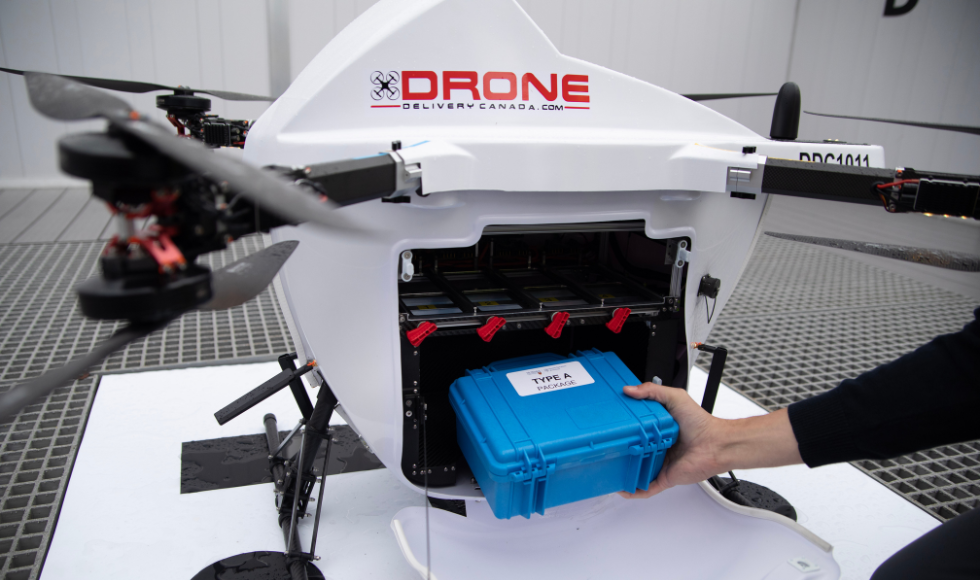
[371,105,401,108]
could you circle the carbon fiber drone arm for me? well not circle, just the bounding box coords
[271,149,422,207]
[758,158,980,220]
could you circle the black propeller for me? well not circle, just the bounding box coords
[200,241,298,311]
[0,240,300,420]
[683,92,777,102]
[0,66,274,102]
[765,232,980,272]
[22,72,357,232]
[804,111,980,137]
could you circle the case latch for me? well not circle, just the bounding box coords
[510,446,555,517]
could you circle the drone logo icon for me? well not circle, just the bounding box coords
[371,71,400,100]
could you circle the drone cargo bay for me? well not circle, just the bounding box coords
[0,1,978,579]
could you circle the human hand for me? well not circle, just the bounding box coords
[618,382,725,499]
[618,382,802,499]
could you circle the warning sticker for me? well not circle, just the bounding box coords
[506,361,595,397]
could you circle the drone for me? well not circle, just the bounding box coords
[1,1,978,579]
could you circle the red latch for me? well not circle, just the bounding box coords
[406,321,437,347]
[544,312,569,339]
[605,307,631,334]
[477,316,506,342]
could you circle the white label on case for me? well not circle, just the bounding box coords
[506,361,595,397]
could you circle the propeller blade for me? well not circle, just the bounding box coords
[23,71,134,121]
[804,111,980,137]
[765,232,980,272]
[3,67,274,101]
[683,92,777,102]
[199,240,299,310]
[0,322,166,420]
[20,73,359,232]
[116,118,359,232]
[196,89,276,102]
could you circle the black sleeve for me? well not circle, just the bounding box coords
[787,307,980,468]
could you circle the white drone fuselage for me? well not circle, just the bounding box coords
[244,0,884,499]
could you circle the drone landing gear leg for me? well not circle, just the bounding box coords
[197,354,336,580]
[265,373,339,580]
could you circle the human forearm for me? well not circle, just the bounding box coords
[789,307,980,467]
[713,408,803,472]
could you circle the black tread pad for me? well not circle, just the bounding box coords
[181,425,382,494]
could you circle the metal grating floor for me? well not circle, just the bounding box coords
[0,235,292,383]
[0,234,293,580]
[697,234,979,522]
[0,377,96,580]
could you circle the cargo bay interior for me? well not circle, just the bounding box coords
[398,227,688,487]
[1,1,978,580]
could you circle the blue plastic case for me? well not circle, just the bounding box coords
[449,349,678,519]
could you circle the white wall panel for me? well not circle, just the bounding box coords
[0,1,71,179]
[0,0,273,185]
[288,0,378,81]
[790,0,980,174]
[197,0,228,117]
[219,0,273,121]
[0,37,25,179]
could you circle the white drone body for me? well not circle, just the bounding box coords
[245,0,882,508]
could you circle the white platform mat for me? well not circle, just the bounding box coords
[394,482,839,580]
[42,363,939,580]
[42,362,421,580]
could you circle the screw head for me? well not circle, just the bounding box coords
[406,410,413,417]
